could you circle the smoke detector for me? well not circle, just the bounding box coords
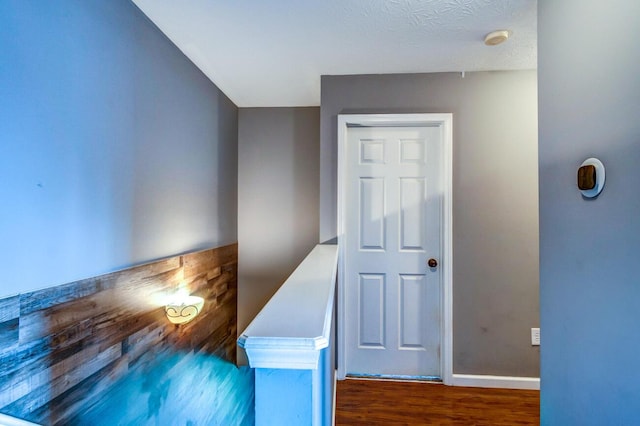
[484,30,510,46]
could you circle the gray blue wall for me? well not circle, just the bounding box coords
[0,0,238,297]
[237,108,320,355]
[538,0,640,423]
[321,71,539,377]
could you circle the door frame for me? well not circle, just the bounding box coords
[336,113,453,384]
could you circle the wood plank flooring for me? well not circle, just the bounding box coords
[336,379,539,425]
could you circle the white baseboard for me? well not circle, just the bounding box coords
[451,374,540,390]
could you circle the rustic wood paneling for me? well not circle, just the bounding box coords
[0,295,20,323]
[0,296,20,351]
[0,319,19,348]
[0,244,238,425]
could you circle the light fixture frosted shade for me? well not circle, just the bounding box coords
[165,295,205,324]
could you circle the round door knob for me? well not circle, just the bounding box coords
[428,258,438,268]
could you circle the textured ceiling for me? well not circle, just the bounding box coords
[131,0,537,107]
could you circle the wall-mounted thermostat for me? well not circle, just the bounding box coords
[577,158,605,198]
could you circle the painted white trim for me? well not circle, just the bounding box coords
[236,342,324,369]
[238,244,339,370]
[336,115,348,380]
[331,370,337,426]
[451,374,540,390]
[336,113,454,384]
[441,115,453,386]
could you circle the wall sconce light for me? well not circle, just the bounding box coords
[165,295,205,325]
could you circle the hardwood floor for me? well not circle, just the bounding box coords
[336,379,539,425]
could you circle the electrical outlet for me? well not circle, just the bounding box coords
[531,328,540,346]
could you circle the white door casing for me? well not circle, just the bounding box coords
[337,114,452,383]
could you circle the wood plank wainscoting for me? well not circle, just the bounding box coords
[336,379,540,425]
[0,244,237,425]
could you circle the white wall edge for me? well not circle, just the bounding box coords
[451,374,540,390]
[331,369,337,426]
[336,114,348,380]
[441,114,454,386]
[238,244,338,370]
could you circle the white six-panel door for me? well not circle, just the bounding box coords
[344,125,443,378]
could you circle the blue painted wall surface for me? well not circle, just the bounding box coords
[256,368,313,425]
[255,346,332,425]
[538,0,640,423]
[0,0,238,296]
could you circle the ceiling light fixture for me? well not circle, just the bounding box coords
[484,30,510,46]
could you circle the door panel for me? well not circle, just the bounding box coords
[399,177,426,251]
[399,139,425,164]
[345,125,442,378]
[360,139,385,164]
[358,273,386,348]
[359,178,385,250]
[399,274,427,349]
